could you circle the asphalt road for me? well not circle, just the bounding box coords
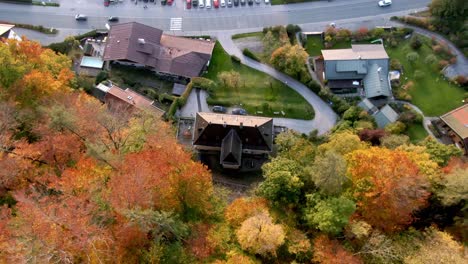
[0,0,431,33]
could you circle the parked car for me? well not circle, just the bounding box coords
[240,0,246,5]
[264,0,269,4]
[108,16,119,22]
[192,0,198,6]
[212,106,227,113]
[248,0,253,5]
[227,0,232,6]
[161,0,167,5]
[104,0,110,6]
[198,0,204,7]
[378,0,391,7]
[232,108,247,115]
[167,0,173,5]
[255,0,260,3]
[213,0,219,8]
[186,0,192,8]
[233,0,239,6]
[206,0,211,8]
[75,14,87,21]
[220,0,226,7]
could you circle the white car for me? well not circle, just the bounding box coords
[75,14,87,21]
[199,0,204,7]
[205,0,211,8]
[221,0,226,7]
[378,0,392,7]
[264,0,269,4]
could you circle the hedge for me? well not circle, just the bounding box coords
[242,48,260,62]
[231,55,241,63]
[165,81,195,121]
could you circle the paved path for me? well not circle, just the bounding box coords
[216,32,337,135]
[393,100,440,141]
[391,21,468,78]
[179,88,209,118]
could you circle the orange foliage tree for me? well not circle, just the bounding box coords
[346,147,430,233]
[313,235,362,264]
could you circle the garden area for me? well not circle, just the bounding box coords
[304,26,466,116]
[203,42,315,120]
[109,64,175,111]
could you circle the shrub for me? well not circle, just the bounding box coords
[230,55,241,63]
[438,60,449,70]
[385,121,406,134]
[286,24,301,43]
[336,29,352,42]
[354,27,369,41]
[95,71,109,85]
[242,48,260,62]
[424,54,437,65]
[406,52,419,63]
[410,36,423,50]
[401,16,430,29]
[306,80,321,93]
[390,59,402,71]
[454,75,468,87]
[414,70,425,80]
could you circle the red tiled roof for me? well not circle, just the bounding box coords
[104,84,164,117]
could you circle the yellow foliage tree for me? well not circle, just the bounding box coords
[236,212,285,257]
[318,131,368,155]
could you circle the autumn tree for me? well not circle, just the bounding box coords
[224,197,269,228]
[307,151,349,195]
[404,227,467,264]
[275,130,316,166]
[304,193,355,234]
[435,165,468,206]
[381,134,410,149]
[270,44,309,79]
[318,131,368,155]
[218,70,241,90]
[236,212,285,257]
[285,229,312,261]
[313,235,362,264]
[346,147,430,233]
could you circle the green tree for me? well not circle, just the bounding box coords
[381,134,410,149]
[318,131,368,155]
[304,194,356,235]
[420,137,462,166]
[406,52,419,64]
[436,167,468,206]
[307,151,349,195]
[218,70,241,90]
[258,165,304,205]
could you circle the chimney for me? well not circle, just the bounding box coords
[138,38,145,44]
[240,122,243,129]
[223,122,227,128]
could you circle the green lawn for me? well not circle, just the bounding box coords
[204,42,314,120]
[386,38,465,116]
[305,35,351,56]
[406,123,428,143]
[231,32,263,40]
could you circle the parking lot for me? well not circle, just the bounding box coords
[100,0,272,11]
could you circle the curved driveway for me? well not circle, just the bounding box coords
[0,0,430,33]
[217,33,337,135]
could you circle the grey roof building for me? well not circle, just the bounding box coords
[322,44,391,99]
[373,104,399,128]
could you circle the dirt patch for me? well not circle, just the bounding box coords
[233,36,264,54]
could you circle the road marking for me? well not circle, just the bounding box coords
[170,17,183,31]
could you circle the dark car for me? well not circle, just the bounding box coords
[212,106,227,113]
[161,0,167,5]
[233,0,239,5]
[232,108,247,115]
[108,16,119,22]
[192,0,198,6]
[240,0,246,5]
[248,0,253,5]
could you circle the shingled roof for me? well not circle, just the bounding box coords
[441,104,468,139]
[103,22,215,78]
[193,112,273,152]
[322,44,389,61]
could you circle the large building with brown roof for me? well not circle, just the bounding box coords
[193,113,274,169]
[103,22,215,80]
[440,104,468,155]
[322,44,391,99]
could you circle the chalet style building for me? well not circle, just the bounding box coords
[103,22,215,81]
[322,44,391,99]
[193,113,274,169]
[440,104,468,155]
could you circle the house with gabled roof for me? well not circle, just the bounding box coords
[440,104,468,155]
[95,82,165,117]
[193,113,273,169]
[103,22,215,81]
[322,44,391,99]
[0,24,20,41]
